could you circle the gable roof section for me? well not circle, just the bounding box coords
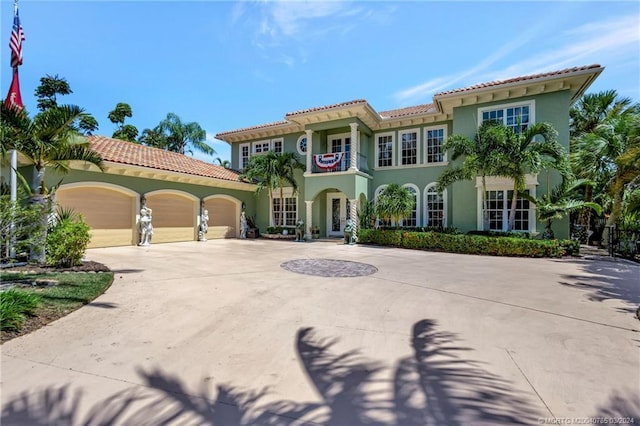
[215,64,603,142]
[87,135,243,182]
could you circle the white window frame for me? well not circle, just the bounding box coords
[239,143,250,170]
[269,187,298,227]
[296,134,308,155]
[424,183,447,228]
[424,125,447,164]
[398,128,421,166]
[374,132,395,169]
[272,137,284,154]
[252,140,271,155]
[477,100,536,133]
[402,183,420,227]
[475,175,537,233]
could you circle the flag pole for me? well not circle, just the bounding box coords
[8,0,20,258]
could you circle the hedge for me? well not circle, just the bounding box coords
[357,229,575,258]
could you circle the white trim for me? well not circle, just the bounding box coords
[269,187,298,227]
[373,162,449,171]
[296,134,308,156]
[374,131,395,169]
[402,183,420,227]
[424,183,447,228]
[272,137,284,154]
[477,100,536,129]
[239,142,250,170]
[252,140,271,155]
[423,125,448,164]
[475,181,537,233]
[328,132,351,153]
[326,192,349,237]
[397,128,421,166]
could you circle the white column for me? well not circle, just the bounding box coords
[349,198,358,238]
[305,200,313,240]
[305,129,313,173]
[349,123,358,171]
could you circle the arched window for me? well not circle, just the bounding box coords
[374,185,389,227]
[402,184,419,227]
[424,184,446,228]
[296,134,308,155]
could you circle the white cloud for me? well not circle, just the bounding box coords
[392,13,640,106]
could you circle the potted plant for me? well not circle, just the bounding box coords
[246,215,259,238]
[311,225,320,239]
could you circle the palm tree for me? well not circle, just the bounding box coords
[522,179,602,239]
[240,151,304,227]
[493,122,569,231]
[375,183,414,229]
[1,103,104,261]
[436,121,510,230]
[215,157,231,168]
[144,113,214,157]
[570,90,639,230]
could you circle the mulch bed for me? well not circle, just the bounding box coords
[1,260,110,274]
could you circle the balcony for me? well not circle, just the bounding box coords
[311,152,369,174]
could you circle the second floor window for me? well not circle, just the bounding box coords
[425,127,445,163]
[377,134,393,167]
[400,130,418,165]
[480,101,533,134]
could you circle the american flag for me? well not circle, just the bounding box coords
[10,8,25,68]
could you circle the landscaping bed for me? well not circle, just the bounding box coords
[357,229,579,258]
[1,261,113,343]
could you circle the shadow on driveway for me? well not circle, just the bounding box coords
[2,320,548,425]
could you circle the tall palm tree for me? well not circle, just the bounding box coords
[436,121,510,230]
[144,113,214,157]
[375,183,414,229]
[493,122,569,231]
[1,103,104,262]
[240,151,304,227]
[570,90,639,230]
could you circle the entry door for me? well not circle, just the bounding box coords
[326,193,351,237]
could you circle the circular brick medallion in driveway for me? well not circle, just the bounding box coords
[281,259,378,277]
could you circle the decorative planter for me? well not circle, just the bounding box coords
[247,228,259,238]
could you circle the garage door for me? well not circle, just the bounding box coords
[56,186,136,248]
[145,193,196,243]
[204,197,237,238]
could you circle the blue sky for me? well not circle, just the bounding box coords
[2,1,639,164]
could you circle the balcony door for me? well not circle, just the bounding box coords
[326,193,351,237]
[329,134,351,169]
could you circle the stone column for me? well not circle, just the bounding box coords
[349,123,358,171]
[305,129,314,173]
[305,200,313,240]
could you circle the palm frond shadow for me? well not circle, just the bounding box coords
[2,320,545,425]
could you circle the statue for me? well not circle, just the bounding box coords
[295,219,305,242]
[198,209,209,241]
[344,218,355,245]
[240,211,248,239]
[138,205,153,246]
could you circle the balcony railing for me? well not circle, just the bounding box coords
[311,153,369,174]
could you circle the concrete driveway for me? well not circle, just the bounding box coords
[2,240,639,425]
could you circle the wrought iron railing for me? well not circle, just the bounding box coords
[311,152,369,174]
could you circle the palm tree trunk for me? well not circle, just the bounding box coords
[30,165,49,263]
[279,186,284,227]
[578,185,593,229]
[507,185,518,231]
[481,175,489,231]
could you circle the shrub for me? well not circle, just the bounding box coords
[0,196,48,261]
[0,289,41,331]
[357,229,564,258]
[467,230,531,239]
[559,239,581,256]
[46,216,91,267]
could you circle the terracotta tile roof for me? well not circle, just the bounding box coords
[87,135,242,182]
[285,99,368,117]
[434,64,602,97]
[379,103,436,118]
[215,120,292,137]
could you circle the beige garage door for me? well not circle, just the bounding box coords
[145,193,196,243]
[56,186,136,248]
[204,198,237,238]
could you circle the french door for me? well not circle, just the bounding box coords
[326,193,351,237]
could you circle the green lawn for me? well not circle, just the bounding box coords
[1,271,114,341]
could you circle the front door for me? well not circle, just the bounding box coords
[326,193,351,237]
[330,136,351,170]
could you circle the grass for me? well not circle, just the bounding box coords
[0,271,114,340]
